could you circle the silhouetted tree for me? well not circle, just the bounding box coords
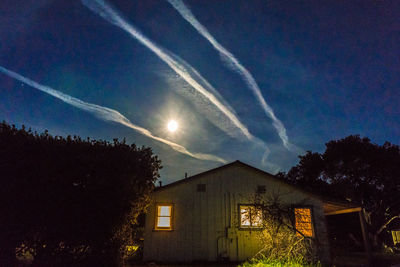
[0,121,161,266]
[278,135,400,249]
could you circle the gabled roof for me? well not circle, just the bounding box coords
[155,160,361,213]
[156,160,321,200]
[156,160,268,191]
[155,160,268,191]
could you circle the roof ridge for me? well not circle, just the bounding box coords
[155,160,241,191]
[154,160,361,207]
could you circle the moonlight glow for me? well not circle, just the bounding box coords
[167,120,178,132]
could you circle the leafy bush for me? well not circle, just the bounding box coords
[241,194,320,266]
[0,121,161,266]
[240,257,322,267]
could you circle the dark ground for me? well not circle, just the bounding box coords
[126,253,400,267]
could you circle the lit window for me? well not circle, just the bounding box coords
[392,230,400,245]
[155,204,173,230]
[240,205,262,228]
[295,208,313,237]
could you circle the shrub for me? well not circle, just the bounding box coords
[241,194,320,266]
[0,122,161,266]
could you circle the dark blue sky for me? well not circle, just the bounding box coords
[1,0,399,184]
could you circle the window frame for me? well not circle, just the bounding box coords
[293,206,315,238]
[238,204,263,229]
[154,203,174,231]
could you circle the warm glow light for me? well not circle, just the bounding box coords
[241,207,251,226]
[167,120,178,132]
[157,217,170,227]
[295,208,313,237]
[156,205,172,230]
[240,205,262,227]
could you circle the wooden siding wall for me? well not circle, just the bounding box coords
[143,165,331,263]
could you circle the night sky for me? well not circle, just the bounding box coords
[1,0,399,184]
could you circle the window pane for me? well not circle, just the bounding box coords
[158,205,171,216]
[240,206,263,227]
[252,208,262,226]
[157,217,171,228]
[295,208,313,237]
[240,207,251,226]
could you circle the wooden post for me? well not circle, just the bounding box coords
[358,210,372,266]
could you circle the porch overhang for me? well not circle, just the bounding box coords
[323,201,361,216]
[322,200,371,265]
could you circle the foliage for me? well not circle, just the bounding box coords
[278,135,400,249]
[243,194,319,266]
[240,257,322,267]
[0,121,161,266]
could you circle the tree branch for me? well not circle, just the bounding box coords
[376,214,400,235]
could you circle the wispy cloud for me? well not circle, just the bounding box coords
[81,0,254,141]
[167,0,293,151]
[0,66,227,163]
[162,71,244,139]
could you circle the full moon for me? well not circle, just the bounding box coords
[167,120,178,132]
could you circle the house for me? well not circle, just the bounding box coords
[143,161,366,264]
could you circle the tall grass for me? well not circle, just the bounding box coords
[240,257,322,267]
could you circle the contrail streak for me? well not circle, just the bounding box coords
[167,0,292,150]
[0,66,227,163]
[81,0,254,141]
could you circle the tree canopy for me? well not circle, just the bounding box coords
[278,135,400,249]
[0,121,161,266]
